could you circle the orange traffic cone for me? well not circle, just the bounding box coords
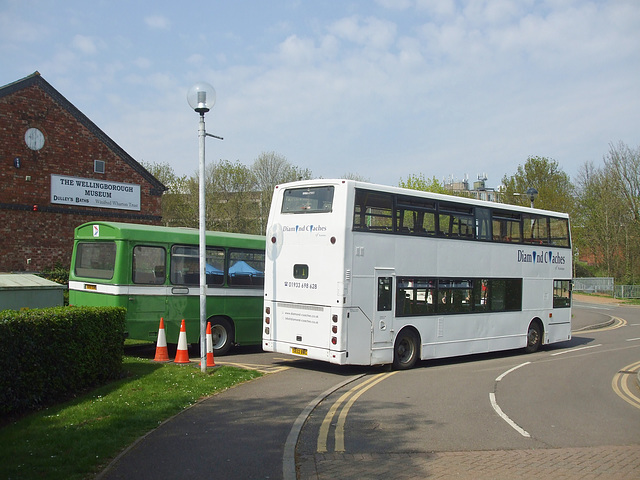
[174,319,190,364]
[153,317,170,362]
[205,321,216,367]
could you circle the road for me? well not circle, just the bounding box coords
[100,296,640,479]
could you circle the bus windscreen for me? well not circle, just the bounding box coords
[281,186,334,213]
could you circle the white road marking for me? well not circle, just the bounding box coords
[489,392,530,438]
[551,344,602,356]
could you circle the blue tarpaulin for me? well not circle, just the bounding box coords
[229,260,263,276]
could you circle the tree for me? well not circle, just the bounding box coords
[574,161,629,279]
[252,152,313,234]
[604,141,640,224]
[575,142,640,282]
[500,156,575,214]
[342,172,370,182]
[140,161,194,227]
[399,173,451,195]
[208,160,258,234]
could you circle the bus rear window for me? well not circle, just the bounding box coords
[282,186,334,213]
[74,242,116,279]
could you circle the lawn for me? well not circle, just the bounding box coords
[0,357,262,480]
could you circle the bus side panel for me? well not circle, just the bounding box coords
[545,308,572,345]
[218,294,264,346]
[344,308,377,365]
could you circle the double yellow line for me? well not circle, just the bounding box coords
[612,360,640,410]
[317,372,396,453]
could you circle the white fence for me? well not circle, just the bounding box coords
[573,277,639,299]
[573,277,614,294]
[614,285,640,299]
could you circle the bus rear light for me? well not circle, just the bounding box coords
[332,325,338,334]
[330,236,336,244]
[265,317,270,324]
[331,337,337,345]
[271,236,277,244]
[332,314,338,323]
[265,327,270,335]
[265,306,270,314]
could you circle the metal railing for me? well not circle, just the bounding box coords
[573,277,614,295]
[614,285,640,299]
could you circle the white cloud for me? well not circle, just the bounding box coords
[375,0,412,10]
[276,35,318,65]
[2,0,638,186]
[416,0,457,17]
[145,15,170,30]
[328,16,397,50]
[186,53,206,65]
[133,57,152,69]
[71,34,98,55]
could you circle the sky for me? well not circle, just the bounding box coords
[2,0,639,189]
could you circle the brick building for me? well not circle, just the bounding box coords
[0,72,166,272]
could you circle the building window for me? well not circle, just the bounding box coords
[94,160,105,174]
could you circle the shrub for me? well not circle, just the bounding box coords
[0,306,126,417]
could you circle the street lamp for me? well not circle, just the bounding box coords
[525,187,538,208]
[513,187,539,208]
[187,81,218,373]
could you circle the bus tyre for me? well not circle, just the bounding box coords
[525,321,542,354]
[210,317,234,356]
[393,329,419,370]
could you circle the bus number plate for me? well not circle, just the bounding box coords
[291,347,307,356]
[85,284,97,290]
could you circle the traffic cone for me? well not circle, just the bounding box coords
[174,319,191,364]
[153,317,170,362]
[205,321,216,367]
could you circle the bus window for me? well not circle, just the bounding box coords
[397,278,435,316]
[489,279,522,311]
[476,207,492,241]
[74,242,116,279]
[229,249,265,287]
[396,197,437,236]
[354,189,393,232]
[553,280,571,307]
[377,277,393,311]
[437,279,472,313]
[438,203,474,239]
[170,245,225,286]
[523,214,549,245]
[472,279,490,312]
[549,217,570,247]
[132,246,166,284]
[282,186,334,213]
[493,211,522,243]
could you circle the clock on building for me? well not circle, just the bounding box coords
[25,127,45,151]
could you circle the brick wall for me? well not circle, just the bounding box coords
[0,77,163,272]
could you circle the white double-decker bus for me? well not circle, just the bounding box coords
[262,179,572,369]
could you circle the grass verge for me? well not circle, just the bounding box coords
[0,357,262,480]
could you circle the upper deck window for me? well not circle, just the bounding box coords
[282,186,334,214]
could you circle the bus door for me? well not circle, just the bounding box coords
[373,268,395,346]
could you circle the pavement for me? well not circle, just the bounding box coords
[99,295,640,480]
[298,446,640,479]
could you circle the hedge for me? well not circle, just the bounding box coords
[0,306,126,417]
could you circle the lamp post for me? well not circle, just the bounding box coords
[513,187,539,208]
[525,187,538,209]
[187,82,217,373]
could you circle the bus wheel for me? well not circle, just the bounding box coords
[525,320,542,354]
[209,317,234,356]
[393,329,419,370]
